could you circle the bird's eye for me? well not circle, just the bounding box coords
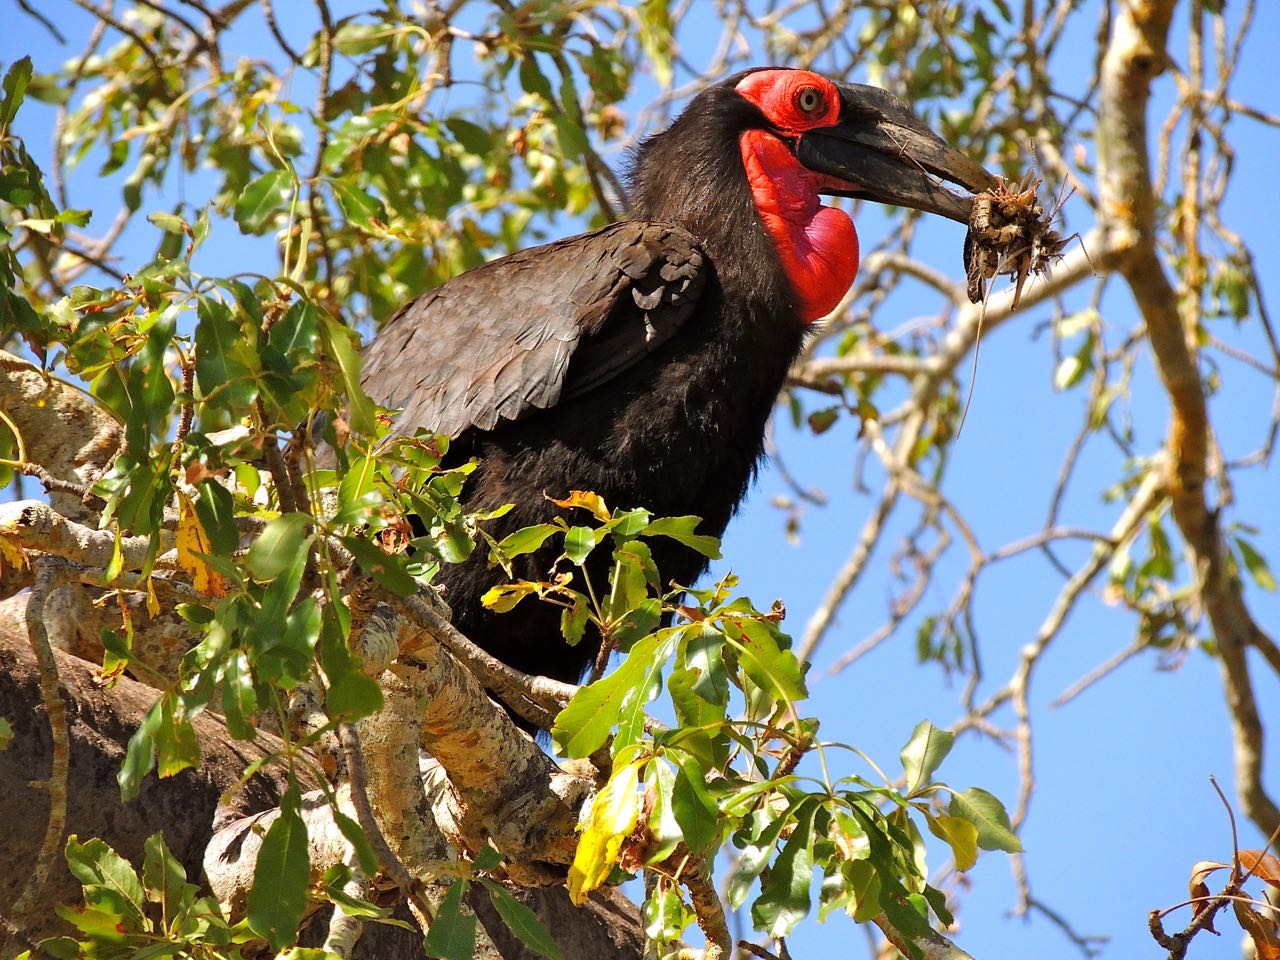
[796,86,823,114]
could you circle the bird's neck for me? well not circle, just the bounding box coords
[738,130,859,322]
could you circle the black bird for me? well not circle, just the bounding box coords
[359,68,997,709]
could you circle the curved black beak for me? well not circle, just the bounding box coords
[797,82,1000,223]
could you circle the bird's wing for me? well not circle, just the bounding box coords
[359,221,705,438]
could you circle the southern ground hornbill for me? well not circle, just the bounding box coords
[358,68,998,715]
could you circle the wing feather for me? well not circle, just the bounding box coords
[359,221,705,439]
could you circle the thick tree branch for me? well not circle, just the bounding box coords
[1096,0,1280,838]
[0,351,119,524]
[0,500,176,572]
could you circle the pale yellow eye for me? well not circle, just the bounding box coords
[796,86,823,113]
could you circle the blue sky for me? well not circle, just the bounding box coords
[5,2,1279,958]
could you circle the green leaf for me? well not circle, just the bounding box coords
[636,0,674,87]
[494,523,560,560]
[268,299,319,361]
[54,903,132,941]
[605,540,657,622]
[609,597,662,653]
[142,833,192,923]
[0,56,33,127]
[195,296,259,411]
[643,882,693,945]
[552,631,675,758]
[422,880,476,960]
[263,596,322,689]
[118,699,161,801]
[446,118,493,155]
[899,720,955,796]
[65,835,145,923]
[194,480,238,556]
[322,655,381,721]
[324,865,397,922]
[155,694,201,777]
[321,609,385,720]
[248,784,310,950]
[234,168,293,233]
[333,811,379,877]
[560,592,590,644]
[247,513,311,580]
[644,760,682,864]
[1236,537,1277,592]
[337,454,381,524]
[479,879,565,960]
[220,652,258,740]
[731,619,806,703]
[332,180,386,231]
[948,787,1022,853]
[808,407,839,435]
[728,806,791,910]
[518,56,553,100]
[320,315,376,436]
[751,797,818,938]
[147,211,187,234]
[341,535,417,596]
[671,756,718,854]
[837,858,879,922]
[563,525,599,565]
[643,516,721,559]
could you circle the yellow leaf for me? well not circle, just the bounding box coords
[146,577,160,617]
[0,534,26,575]
[567,757,644,905]
[176,492,229,598]
[926,812,979,872]
[549,490,611,523]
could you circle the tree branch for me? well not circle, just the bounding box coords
[1096,0,1280,838]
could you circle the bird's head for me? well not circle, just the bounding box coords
[630,68,1000,322]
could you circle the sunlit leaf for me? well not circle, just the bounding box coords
[948,788,1021,853]
[752,797,818,937]
[925,813,978,872]
[234,168,292,233]
[899,720,954,796]
[247,513,311,581]
[642,515,721,559]
[567,757,645,905]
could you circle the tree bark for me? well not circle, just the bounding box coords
[0,624,644,959]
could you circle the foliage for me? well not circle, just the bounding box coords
[2,1,1278,959]
[21,833,252,960]
[0,24,1017,957]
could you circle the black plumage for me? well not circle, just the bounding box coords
[358,69,993,711]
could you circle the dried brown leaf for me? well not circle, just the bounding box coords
[1241,850,1280,888]
[1233,900,1280,960]
[1189,860,1230,929]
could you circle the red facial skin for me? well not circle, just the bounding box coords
[735,70,859,323]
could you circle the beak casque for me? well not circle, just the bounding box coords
[796,82,1001,223]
